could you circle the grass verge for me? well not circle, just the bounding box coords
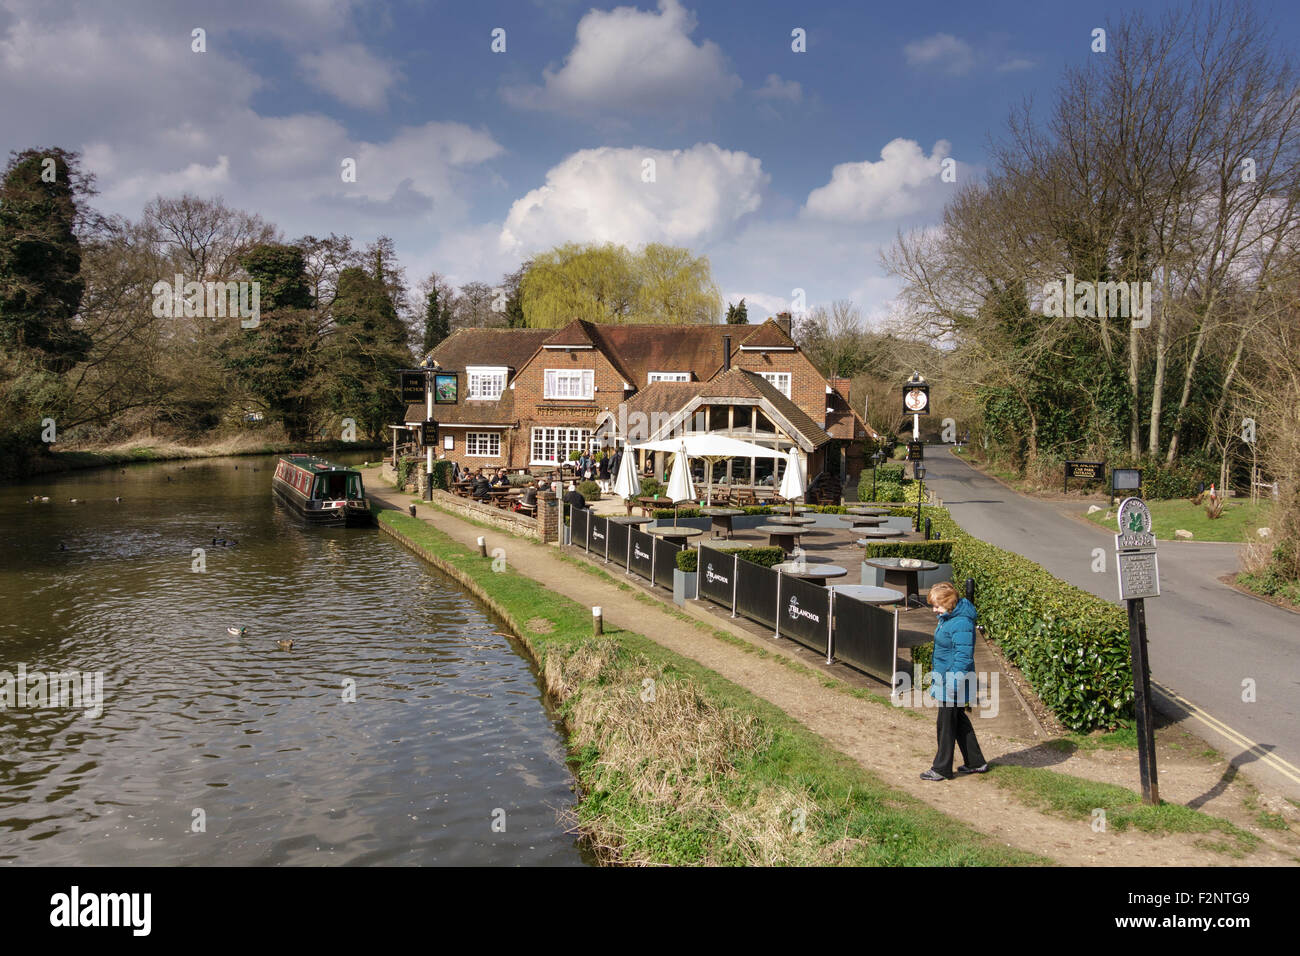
[1084,497,1272,542]
[377,508,1044,866]
[988,765,1258,856]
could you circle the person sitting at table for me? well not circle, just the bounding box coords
[471,471,492,500]
[490,468,509,488]
[516,481,539,511]
[562,481,587,512]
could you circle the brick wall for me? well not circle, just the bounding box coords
[512,347,627,469]
[731,349,832,429]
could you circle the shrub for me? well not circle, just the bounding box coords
[430,459,454,491]
[875,483,905,503]
[676,546,786,573]
[640,478,665,498]
[911,641,934,677]
[887,505,1132,731]
[568,449,583,461]
[576,480,601,502]
[863,540,955,564]
[877,464,906,483]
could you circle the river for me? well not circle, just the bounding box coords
[0,453,590,865]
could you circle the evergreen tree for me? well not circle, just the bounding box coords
[422,285,449,354]
[726,298,748,324]
[324,266,410,439]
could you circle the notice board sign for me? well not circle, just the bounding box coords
[907,441,924,462]
[1117,549,1160,600]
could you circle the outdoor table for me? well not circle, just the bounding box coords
[700,507,742,538]
[847,506,889,516]
[839,514,886,527]
[827,584,905,606]
[864,557,940,607]
[647,526,704,546]
[773,562,848,588]
[636,496,673,517]
[607,514,652,526]
[765,515,817,527]
[757,525,804,553]
[855,528,906,540]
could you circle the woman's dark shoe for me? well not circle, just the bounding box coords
[919,769,949,781]
[957,763,990,774]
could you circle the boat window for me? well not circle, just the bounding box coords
[347,474,362,498]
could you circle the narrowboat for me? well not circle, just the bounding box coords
[272,455,372,526]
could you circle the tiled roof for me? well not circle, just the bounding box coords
[739,318,796,349]
[423,328,552,373]
[585,323,740,385]
[541,319,598,349]
[404,389,518,426]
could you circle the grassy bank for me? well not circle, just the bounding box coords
[1083,497,1272,542]
[376,508,1044,866]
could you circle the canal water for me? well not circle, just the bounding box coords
[0,453,590,865]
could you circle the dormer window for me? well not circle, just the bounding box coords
[648,371,690,383]
[466,366,507,401]
[544,368,594,400]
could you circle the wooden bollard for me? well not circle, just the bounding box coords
[592,606,603,636]
[477,536,487,557]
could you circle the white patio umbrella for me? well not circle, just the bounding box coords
[778,450,806,516]
[632,434,788,506]
[665,442,696,526]
[613,444,641,500]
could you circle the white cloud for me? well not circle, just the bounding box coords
[996,57,1035,72]
[903,33,976,75]
[502,0,741,115]
[298,43,399,109]
[801,139,953,223]
[500,143,767,255]
[754,74,802,103]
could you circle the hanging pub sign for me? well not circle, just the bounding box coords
[433,372,458,404]
[399,369,426,404]
[902,382,930,415]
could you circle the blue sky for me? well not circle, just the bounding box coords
[2,0,1294,323]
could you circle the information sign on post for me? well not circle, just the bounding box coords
[1114,497,1160,804]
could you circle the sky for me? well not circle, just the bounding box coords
[3,0,1294,325]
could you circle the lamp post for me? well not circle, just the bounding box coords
[870,447,886,502]
[914,462,926,531]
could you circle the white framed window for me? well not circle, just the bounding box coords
[544,368,594,400]
[648,371,690,383]
[530,427,591,464]
[466,432,501,457]
[760,371,792,398]
[466,366,507,401]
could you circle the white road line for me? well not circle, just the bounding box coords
[1152,681,1300,786]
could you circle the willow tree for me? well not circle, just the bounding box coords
[520,241,721,326]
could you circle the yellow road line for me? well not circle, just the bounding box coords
[1152,681,1300,786]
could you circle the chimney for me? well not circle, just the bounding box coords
[722,334,731,372]
[775,312,792,336]
[829,377,850,402]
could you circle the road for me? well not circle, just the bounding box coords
[919,446,1300,799]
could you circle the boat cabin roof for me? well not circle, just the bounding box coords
[280,455,361,476]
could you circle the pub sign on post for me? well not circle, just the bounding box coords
[399,369,426,404]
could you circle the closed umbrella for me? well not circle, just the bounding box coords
[614,444,641,500]
[665,442,696,526]
[778,450,806,516]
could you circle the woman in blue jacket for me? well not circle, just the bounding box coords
[920,581,989,780]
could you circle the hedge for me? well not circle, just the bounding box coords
[676,546,786,573]
[862,539,955,564]
[430,459,454,491]
[901,505,1132,731]
[576,480,601,501]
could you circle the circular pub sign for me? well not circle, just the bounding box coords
[903,385,930,415]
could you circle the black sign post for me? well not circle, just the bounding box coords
[399,369,427,404]
[1064,460,1105,494]
[907,441,924,462]
[1115,497,1161,806]
[1110,468,1142,507]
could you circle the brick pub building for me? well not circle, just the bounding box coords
[401,316,876,499]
